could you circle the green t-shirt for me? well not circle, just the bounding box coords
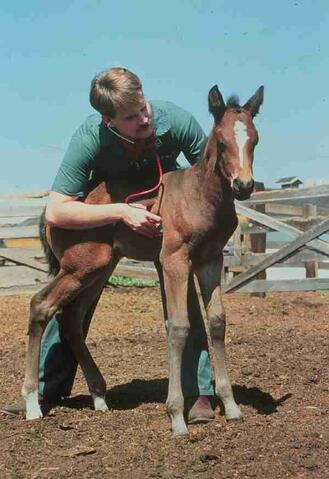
[51,100,207,197]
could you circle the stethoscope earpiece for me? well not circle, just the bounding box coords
[106,122,135,144]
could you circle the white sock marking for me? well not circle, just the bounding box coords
[93,396,108,412]
[234,120,249,167]
[24,390,43,420]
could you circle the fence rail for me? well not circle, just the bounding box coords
[1,186,329,293]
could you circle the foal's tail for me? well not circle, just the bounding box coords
[39,209,60,276]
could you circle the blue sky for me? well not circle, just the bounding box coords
[1,0,328,193]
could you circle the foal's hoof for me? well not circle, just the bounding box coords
[24,391,43,420]
[93,396,109,412]
[26,410,43,420]
[226,405,243,422]
[171,418,189,437]
[26,405,43,420]
[172,426,189,437]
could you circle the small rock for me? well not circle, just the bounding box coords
[241,366,253,376]
[59,423,74,431]
[199,453,219,463]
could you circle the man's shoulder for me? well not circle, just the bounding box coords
[150,100,194,136]
[71,113,105,150]
[150,100,188,116]
[78,113,103,134]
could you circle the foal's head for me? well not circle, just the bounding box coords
[207,85,264,201]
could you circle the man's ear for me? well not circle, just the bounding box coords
[102,114,113,126]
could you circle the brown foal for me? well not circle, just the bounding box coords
[22,84,263,436]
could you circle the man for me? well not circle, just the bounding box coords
[3,67,214,422]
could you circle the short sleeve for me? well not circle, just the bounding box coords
[169,104,207,165]
[51,117,100,196]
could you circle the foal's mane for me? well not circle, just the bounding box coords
[226,95,241,109]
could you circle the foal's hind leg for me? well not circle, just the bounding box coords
[196,257,242,421]
[60,272,112,412]
[22,272,84,419]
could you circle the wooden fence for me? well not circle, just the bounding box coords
[1,184,329,294]
[220,183,329,294]
[227,202,329,293]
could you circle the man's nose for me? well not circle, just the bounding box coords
[138,112,149,125]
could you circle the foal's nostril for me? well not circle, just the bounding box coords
[244,178,255,192]
[233,178,254,200]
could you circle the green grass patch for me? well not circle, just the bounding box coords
[108,274,159,288]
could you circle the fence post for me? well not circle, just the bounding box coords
[303,204,318,278]
[250,182,267,298]
[232,223,242,278]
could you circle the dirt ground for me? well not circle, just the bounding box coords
[0,286,328,479]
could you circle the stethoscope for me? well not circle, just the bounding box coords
[106,122,135,144]
[106,122,164,210]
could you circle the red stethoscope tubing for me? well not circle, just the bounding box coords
[124,153,163,204]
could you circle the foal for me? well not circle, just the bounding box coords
[22,84,263,436]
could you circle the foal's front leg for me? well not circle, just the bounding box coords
[162,251,190,436]
[196,257,242,421]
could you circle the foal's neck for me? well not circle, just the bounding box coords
[194,134,234,214]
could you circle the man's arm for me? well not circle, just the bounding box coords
[46,118,161,237]
[46,192,161,238]
[46,191,125,229]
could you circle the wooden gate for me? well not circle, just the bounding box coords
[223,203,329,293]
[222,185,329,294]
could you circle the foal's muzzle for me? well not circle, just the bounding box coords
[232,178,255,201]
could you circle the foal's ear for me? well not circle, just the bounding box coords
[243,86,264,118]
[208,85,226,123]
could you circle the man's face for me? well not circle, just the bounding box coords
[103,90,153,141]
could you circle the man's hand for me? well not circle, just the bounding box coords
[121,203,162,238]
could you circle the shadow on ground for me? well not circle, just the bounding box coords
[232,385,291,415]
[50,379,291,416]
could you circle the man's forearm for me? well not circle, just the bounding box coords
[45,201,127,230]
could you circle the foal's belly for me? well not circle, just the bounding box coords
[113,225,162,262]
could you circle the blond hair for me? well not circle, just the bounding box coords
[89,67,142,117]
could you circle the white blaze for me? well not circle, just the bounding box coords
[234,120,249,167]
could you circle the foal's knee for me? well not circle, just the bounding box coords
[169,324,190,348]
[209,313,226,341]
